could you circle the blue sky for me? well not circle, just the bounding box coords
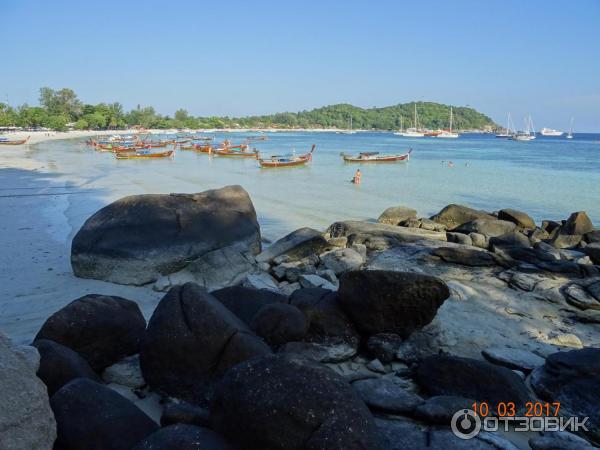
[1,0,599,130]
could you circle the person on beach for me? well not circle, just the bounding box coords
[352,169,362,184]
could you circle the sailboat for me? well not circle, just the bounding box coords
[397,104,425,137]
[566,117,574,139]
[513,115,536,141]
[496,113,513,138]
[437,107,459,138]
[393,116,405,136]
[340,115,357,134]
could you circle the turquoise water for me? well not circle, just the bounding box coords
[30,132,600,240]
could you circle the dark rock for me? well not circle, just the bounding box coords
[469,232,488,248]
[530,227,551,243]
[446,232,473,246]
[50,378,158,450]
[433,246,498,266]
[251,303,308,347]
[32,339,101,396]
[481,347,545,373]
[416,355,531,407]
[542,220,562,234]
[565,284,600,310]
[255,227,327,263]
[338,270,449,338]
[549,233,582,249]
[211,353,383,450]
[71,185,261,285]
[534,241,561,259]
[352,378,423,414]
[413,395,476,424]
[455,219,517,237]
[498,208,536,229]
[139,283,271,404]
[587,281,600,301]
[132,424,234,450]
[288,288,359,362]
[529,435,596,450]
[584,230,600,244]
[584,243,600,264]
[377,206,417,226]
[563,211,595,235]
[530,348,600,443]
[430,204,496,230]
[366,333,403,363]
[35,294,146,371]
[211,286,286,326]
[320,247,364,275]
[489,231,532,249]
[161,400,210,428]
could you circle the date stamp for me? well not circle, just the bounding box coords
[451,403,590,440]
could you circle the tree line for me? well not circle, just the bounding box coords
[0,87,497,131]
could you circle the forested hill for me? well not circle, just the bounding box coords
[232,102,497,130]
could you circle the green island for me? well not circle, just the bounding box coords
[0,87,497,131]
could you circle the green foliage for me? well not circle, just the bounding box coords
[74,119,89,130]
[39,87,82,120]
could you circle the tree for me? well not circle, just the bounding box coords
[0,103,17,126]
[174,109,189,122]
[39,87,82,120]
[74,119,89,130]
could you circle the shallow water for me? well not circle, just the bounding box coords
[28,132,600,239]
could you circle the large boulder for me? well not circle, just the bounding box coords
[132,424,234,450]
[211,353,383,450]
[255,227,327,263]
[251,303,308,347]
[0,332,56,450]
[352,378,423,414]
[287,288,360,362]
[432,246,498,267]
[430,204,495,230]
[498,208,536,229]
[377,206,417,226]
[584,243,600,264]
[71,185,261,285]
[563,211,594,235]
[34,294,146,371]
[139,283,271,404]
[338,270,450,337]
[320,247,365,275]
[33,339,102,396]
[455,219,517,237]
[50,378,158,450]
[530,348,600,443]
[416,355,531,407]
[488,231,532,249]
[211,286,286,326]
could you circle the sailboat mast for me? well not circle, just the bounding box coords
[449,107,453,132]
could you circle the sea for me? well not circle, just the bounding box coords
[29,132,600,240]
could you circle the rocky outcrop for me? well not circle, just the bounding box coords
[211,286,286,326]
[35,294,146,371]
[33,339,102,396]
[132,424,233,450]
[255,227,327,263]
[352,378,423,414]
[320,247,365,275]
[50,378,158,450]
[430,204,495,229]
[433,246,498,266]
[0,332,56,450]
[564,211,595,235]
[139,283,271,404]
[498,208,536,229]
[211,353,383,450]
[71,185,261,285]
[377,206,417,225]
[338,270,449,337]
[251,303,308,347]
[455,218,517,237]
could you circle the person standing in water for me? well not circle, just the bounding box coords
[352,169,362,184]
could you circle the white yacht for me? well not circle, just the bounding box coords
[513,115,536,141]
[437,107,459,138]
[539,127,564,137]
[496,113,514,138]
[395,104,425,137]
[340,115,357,134]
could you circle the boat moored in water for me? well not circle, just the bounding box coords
[341,149,412,163]
[115,149,174,159]
[0,135,30,145]
[539,127,564,137]
[258,145,315,168]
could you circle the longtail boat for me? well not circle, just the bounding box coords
[115,149,174,160]
[192,136,214,141]
[340,149,412,163]
[179,144,197,150]
[215,147,257,157]
[0,136,30,145]
[195,144,214,153]
[141,141,168,148]
[247,136,268,142]
[258,145,315,168]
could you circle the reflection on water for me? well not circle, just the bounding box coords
[32,132,600,239]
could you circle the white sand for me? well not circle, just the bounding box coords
[0,131,164,344]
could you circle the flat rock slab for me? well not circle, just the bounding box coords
[352,378,423,414]
[481,347,545,373]
[328,221,447,242]
[256,227,327,263]
[413,395,476,424]
[433,246,498,267]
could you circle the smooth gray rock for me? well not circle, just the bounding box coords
[498,208,536,229]
[256,227,327,263]
[456,219,517,237]
[320,247,364,275]
[366,359,387,373]
[430,204,495,229]
[489,231,532,249]
[481,347,545,373]
[242,272,280,293]
[550,233,582,249]
[565,284,600,310]
[446,232,473,246]
[587,281,600,301]
[0,332,56,450]
[469,232,488,248]
[72,185,261,285]
[377,206,417,225]
[102,354,145,389]
[352,378,423,413]
[584,243,600,264]
[433,246,498,266]
[299,273,337,290]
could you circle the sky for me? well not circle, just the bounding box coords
[1,0,599,131]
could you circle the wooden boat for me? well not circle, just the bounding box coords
[258,145,315,168]
[141,141,168,148]
[0,136,30,145]
[192,136,214,141]
[341,149,411,163]
[247,136,268,142]
[195,144,214,153]
[215,147,257,157]
[179,144,197,150]
[115,149,174,160]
